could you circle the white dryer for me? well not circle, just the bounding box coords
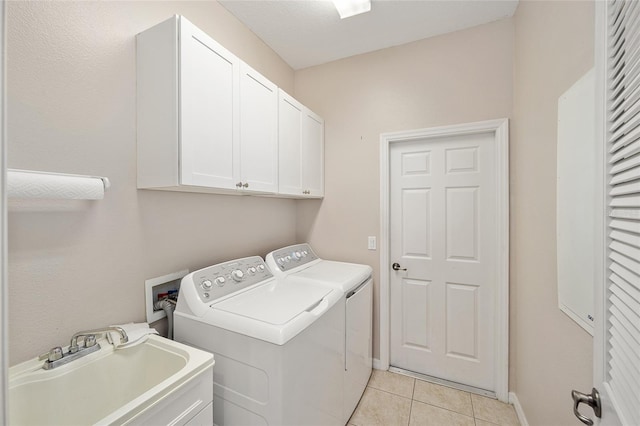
[265,244,373,423]
[174,256,344,426]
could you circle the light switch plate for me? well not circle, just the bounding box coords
[368,236,377,250]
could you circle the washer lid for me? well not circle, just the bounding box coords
[291,260,373,292]
[213,280,332,325]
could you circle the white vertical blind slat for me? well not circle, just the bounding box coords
[610,4,640,74]
[609,100,640,136]
[609,193,640,206]
[609,177,640,194]
[610,260,640,291]
[610,138,640,162]
[609,360,640,425]
[609,218,640,231]
[610,353,640,401]
[609,239,640,260]
[610,292,640,334]
[610,313,640,358]
[609,251,640,275]
[609,81,640,122]
[610,152,640,174]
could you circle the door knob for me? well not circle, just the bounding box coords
[571,388,601,425]
[392,263,407,271]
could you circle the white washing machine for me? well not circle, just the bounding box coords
[265,244,373,423]
[174,256,344,426]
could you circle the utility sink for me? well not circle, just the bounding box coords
[9,335,214,425]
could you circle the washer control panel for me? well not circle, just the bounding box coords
[270,243,319,272]
[190,256,272,303]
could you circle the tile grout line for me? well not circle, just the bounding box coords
[471,393,476,419]
[407,379,416,426]
[411,398,477,420]
[411,383,476,419]
[366,384,414,401]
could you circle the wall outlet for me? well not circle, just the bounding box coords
[368,236,377,250]
[145,269,189,323]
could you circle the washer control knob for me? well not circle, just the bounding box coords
[247,266,257,275]
[291,251,301,261]
[214,277,226,287]
[202,280,213,290]
[285,256,291,263]
[302,250,308,257]
[277,258,285,265]
[257,264,265,272]
[231,270,244,282]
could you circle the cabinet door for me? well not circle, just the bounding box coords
[302,109,324,197]
[239,63,278,193]
[278,90,304,196]
[179,18,240,189]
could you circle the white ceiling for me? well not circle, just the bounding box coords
[219,0,519,70]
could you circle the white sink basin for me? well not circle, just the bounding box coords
[9,335,214,425]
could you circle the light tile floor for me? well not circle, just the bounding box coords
[349,370,520,426]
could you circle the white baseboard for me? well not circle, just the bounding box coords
[373,358,384,370]
[509,392,529,426]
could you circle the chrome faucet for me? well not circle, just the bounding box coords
[41,326,129,370]
[69,326,129,353]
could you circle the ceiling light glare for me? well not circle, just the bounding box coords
[331,0,371,19]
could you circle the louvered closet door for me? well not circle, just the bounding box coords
[596,1,640,424]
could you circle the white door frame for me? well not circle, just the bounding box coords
[379,119,510,402]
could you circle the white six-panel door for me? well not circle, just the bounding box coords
[389,131,498,391]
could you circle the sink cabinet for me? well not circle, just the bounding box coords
[137,16,279,195]
[130,365,213,426]
[278,90,324,198]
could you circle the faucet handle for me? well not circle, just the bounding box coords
[85,335,97,348]
[47,347,63,362]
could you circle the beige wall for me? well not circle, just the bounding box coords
[7,1,296,364]
[294,18,514,362]
[511,1,594,424]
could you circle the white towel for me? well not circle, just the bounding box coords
[109,322,158,348]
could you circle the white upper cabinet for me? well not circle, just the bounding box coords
[239,63,278,193]
[179,18,240,190]
[302,109,324,197]
[137,16,321,198]
[278,91,304,196]
[278,90,324,198]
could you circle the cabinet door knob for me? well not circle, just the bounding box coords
[242,183,249,188]
[236,182,243,188]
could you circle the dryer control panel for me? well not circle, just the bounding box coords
[187,256,273,304]
[269,243,319,272]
